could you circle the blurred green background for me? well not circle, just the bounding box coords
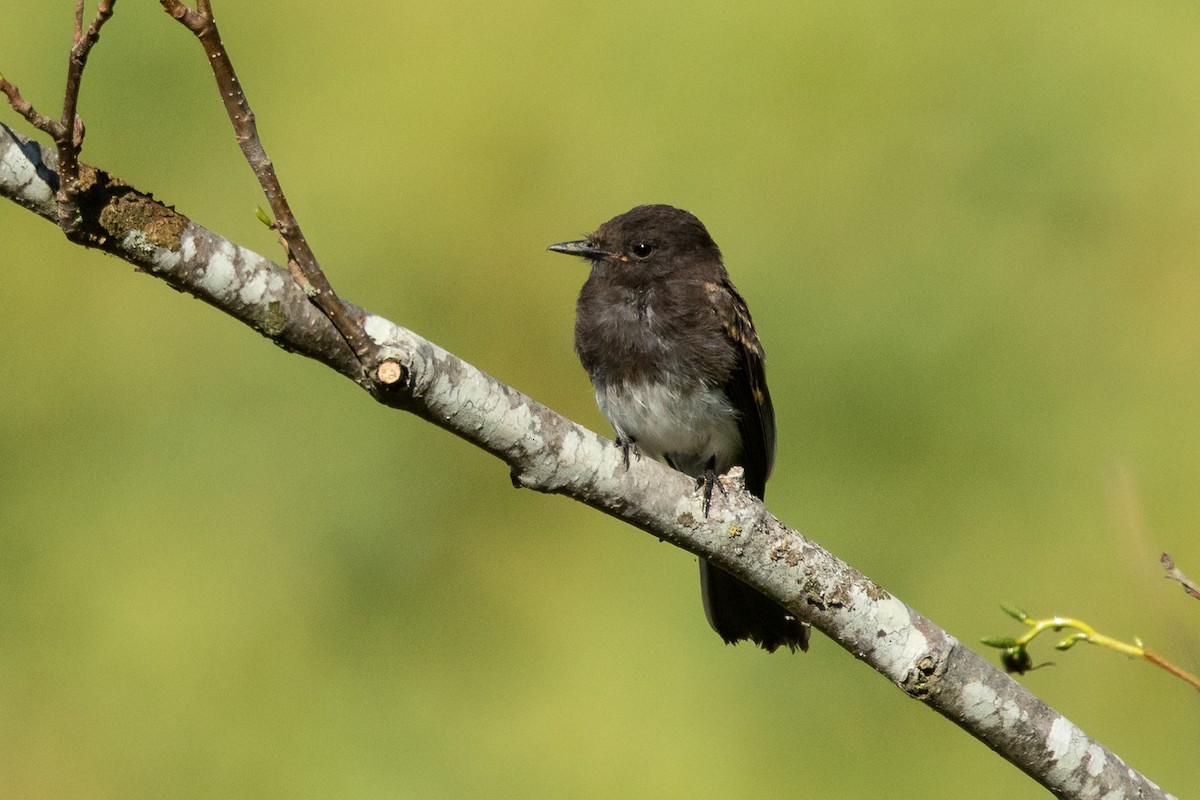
[2,2,1198,797]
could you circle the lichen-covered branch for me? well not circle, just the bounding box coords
[0,122,1176,800]
[159,0,376,372]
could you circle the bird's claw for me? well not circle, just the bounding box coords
[616,436,640,470]
[696,468,728,517]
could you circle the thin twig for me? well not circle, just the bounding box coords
[57,0,116,226]
[1161,552,1200,601]
[0,2,116,237]
[1144,647,1200,691]
[4,0,372,376]
[0,75,62,136]
[983,605,1200,693]
[158,0,376,379]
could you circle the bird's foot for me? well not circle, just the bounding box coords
[616,436,640,471]
[696,468,728,517]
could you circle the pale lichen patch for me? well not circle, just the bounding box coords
[1047,716,1089,790]
[957,675,1026,731]
[238,268,284,305]
[0,142,53,208]
[363,314,398,346]
[122,229,182,272]
[1086,744,1107,777]
[181,230,198,263]
[199,240,238,298]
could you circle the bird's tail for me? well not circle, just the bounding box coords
[699,559,810,653]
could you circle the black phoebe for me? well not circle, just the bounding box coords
[549,204,810,653]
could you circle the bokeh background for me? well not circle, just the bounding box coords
[3,2,1198,797]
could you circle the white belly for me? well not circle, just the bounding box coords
[597,382,742,476]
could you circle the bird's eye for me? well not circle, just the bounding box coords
[631,242,654,259]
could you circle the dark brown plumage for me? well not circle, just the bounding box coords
[549,204,809,653]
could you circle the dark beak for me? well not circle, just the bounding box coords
[547,239,608,260]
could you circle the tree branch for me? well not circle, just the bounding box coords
[158,0,376,375]
[0,122,1177,800]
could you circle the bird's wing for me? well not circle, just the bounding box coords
[708,279,776,498]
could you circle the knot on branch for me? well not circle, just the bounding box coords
[375,359,406,388]
[901,652,942,699]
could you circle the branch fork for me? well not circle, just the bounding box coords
[3,1,379,383]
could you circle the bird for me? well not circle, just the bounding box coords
[548,204,809,653]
